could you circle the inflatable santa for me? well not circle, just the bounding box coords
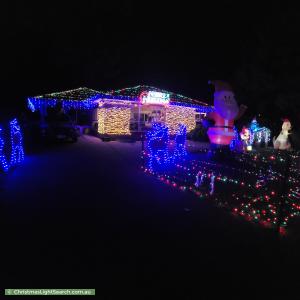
[207,80,247,146]
[273,119,292,150]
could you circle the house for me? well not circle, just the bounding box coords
[28,85,213,136]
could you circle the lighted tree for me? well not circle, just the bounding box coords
[0,128,9,172]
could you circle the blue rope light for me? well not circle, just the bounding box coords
[28,99,36,112]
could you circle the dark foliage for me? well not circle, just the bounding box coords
[233,5,300,128]
[187,123,209,142]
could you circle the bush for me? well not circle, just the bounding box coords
[187,123,209,142]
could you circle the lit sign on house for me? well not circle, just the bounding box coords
[140,91,170,105]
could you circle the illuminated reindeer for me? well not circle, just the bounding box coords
[147,123,169,170]
[173,124,187,159]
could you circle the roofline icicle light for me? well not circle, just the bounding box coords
[27,86,213,114]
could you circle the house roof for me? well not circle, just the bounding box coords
[29,86,212,112]
[34,87,104,101]
[106,85,209,106]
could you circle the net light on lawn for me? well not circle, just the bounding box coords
[142,147,300,231]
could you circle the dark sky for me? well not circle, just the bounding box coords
[1,1,281,110]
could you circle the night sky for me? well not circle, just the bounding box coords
[1,1,296,120]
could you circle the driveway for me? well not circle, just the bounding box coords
[1,135,299,298]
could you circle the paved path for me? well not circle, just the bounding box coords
[1,135,299,297]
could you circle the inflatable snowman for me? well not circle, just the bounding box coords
[207,80,247,146]
[273,119,292,150]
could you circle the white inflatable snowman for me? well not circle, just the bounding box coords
[273,119,292,150]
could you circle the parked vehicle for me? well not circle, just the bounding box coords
[41,113,78,143]
[47,122,78,143]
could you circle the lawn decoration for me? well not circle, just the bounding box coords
[240,127,252,151]
[209,173,216,195]
[229,126,243,152]
[10,118,25,165]
[147,123,169,170]
[195,171,205,188]
[273,119,292,150]
[0,118,24,172]
[173,124,187,159]
[207,80,247,146]
[249,118,271,148]
[0,127,9,172]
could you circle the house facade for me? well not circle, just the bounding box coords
[28,86,213,135]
